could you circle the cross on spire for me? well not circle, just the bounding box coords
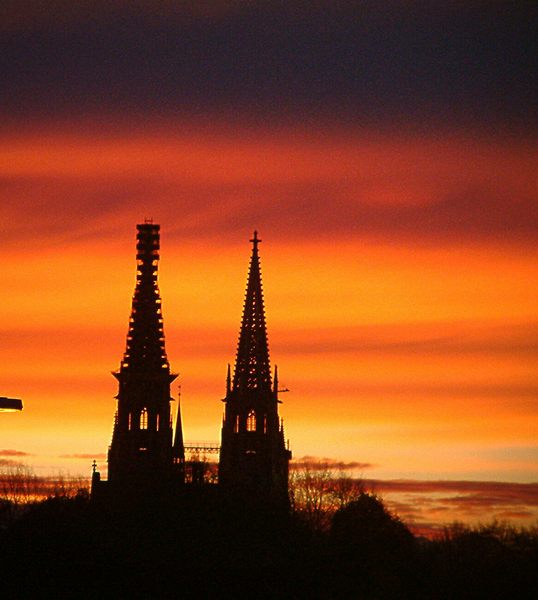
[250,230,261,249]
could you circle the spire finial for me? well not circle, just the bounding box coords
[250,230,261,249]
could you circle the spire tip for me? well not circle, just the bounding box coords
[250,230,261,248]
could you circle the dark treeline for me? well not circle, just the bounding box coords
[0,485,537,600]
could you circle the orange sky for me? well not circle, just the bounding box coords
[1,120,537,486]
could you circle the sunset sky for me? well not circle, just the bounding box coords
[1,3,537,524]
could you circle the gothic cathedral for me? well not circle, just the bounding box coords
[93,224,290,503]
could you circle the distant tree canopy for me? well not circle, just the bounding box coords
[329,492,416,598]
[331,492,415,552]
[289,460,364,531]
[0,463,88,504]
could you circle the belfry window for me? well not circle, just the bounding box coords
[246,410,256,432]
[140,407,148,430]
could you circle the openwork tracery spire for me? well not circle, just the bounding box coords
[233,230,271,393]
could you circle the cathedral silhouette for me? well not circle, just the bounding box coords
[92,223,291,504]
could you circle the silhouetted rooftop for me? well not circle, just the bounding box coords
[0,397,23,412]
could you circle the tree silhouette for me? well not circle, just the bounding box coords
[1,477,537,598]
[289,461,363,532]
[330,492,416,598]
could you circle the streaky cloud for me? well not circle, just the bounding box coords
[0,449,31,457]
[1,130,536,247]
[364,478,538,536]
[291,455,373,471]
[59,453,107,460]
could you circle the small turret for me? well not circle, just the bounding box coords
[172,387,185,478]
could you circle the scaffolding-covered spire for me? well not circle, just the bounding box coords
[104,223,183,492]
[120,223,170,374]
[233,231,271,393]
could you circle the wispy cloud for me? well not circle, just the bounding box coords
[59,453,107,460]
[272,322,538,358]
[0,120,536,250]
[364,479,538,536]
[0,449,31,457]
[292,456,373,471]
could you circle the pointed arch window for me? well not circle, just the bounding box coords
[263,414,267,434]
[140,407,148,430]
[246,410,256,432]
[234,415,240,433]
[128,413,132,431]
[156,413,160,431]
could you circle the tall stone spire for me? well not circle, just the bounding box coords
[105,223,184,492]
[233,230,271,393]
[120,222,170,374]
[219,231,291,503]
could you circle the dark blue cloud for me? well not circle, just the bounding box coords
[1,1,536,130]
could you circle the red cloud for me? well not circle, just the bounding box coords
[1,127,536,248]
[364,479,538,538]
[0,449,30,457]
